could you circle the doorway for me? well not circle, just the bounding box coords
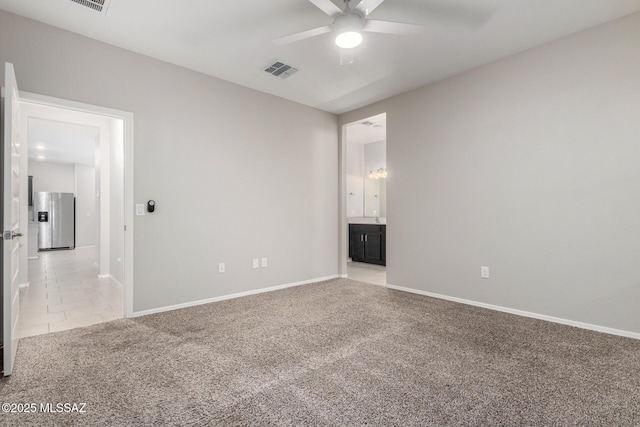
[15,93,133,337]
[342,113,387,286]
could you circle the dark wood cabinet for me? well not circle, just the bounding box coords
[349,224,386,266]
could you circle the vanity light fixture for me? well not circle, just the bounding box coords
[368,168,387,179]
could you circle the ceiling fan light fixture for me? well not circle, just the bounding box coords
[334,13,364,49]
[335,31,363,49]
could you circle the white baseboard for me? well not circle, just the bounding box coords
[19,282,30,289]
[386,284,640,340]
[75,245,95,249]
[132,275,340,318]
[339,274,348,278]
[28,256,38,260]
[97,274,110,279]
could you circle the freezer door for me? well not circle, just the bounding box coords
[50,192,75,249]
[35,192,52,250]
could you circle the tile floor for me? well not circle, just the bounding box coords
[17,247,124,338]
[347,261,386,286]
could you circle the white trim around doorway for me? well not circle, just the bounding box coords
[20,91,135,318]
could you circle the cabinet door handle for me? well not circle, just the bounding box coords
[361,234,364,242]
[364,234,368,242]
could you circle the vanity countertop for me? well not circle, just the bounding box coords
[348,217,386,225]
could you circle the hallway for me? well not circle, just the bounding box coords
[17,247,123,338]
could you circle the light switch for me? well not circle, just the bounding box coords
[261,258,268,268]
[136,204,145,216]
[481,266,490,279]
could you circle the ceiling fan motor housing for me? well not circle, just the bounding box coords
[334,13,364,36]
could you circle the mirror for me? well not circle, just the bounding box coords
[364,178,379,217]
[364,178,386,217]
[346,139,386,218]
[345,113,387,219]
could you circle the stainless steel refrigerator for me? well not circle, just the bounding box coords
[34,192,75,250]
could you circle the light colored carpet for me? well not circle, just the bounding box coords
[1,278,639,425]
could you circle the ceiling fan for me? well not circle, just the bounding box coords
[273,0,425,63]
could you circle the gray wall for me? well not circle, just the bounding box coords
[29,161,74,193]
[1,11,339,312]
[340,13,640,334]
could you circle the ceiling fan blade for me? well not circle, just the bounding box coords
[363,19,425,35]
[308,0,344,17]
[273,25,333,46]
[369,1,497,29]
[354,0,385,16]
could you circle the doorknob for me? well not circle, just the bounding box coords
[2,231,23,240]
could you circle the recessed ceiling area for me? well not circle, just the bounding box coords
[346,113,386,144]
[1,0,639,114]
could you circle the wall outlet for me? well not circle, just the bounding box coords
[261,257,268,268]
[136,204,145,216]
[218,263,225,273]
[252,258,259,269]
[481,266,490,279]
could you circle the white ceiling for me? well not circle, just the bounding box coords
[346,113,386,144]
[1,0,639,114]
[28,117,98,166]
[22,100,114,167]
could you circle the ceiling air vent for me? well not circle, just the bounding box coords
[69,0,112,15]
[263,61,298,80]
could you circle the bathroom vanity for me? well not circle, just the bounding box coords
[349,223,386,266]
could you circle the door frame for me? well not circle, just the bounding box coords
[20,91,135,317]
[339,111,388,279]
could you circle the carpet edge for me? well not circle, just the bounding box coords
[386,283,640,340]
[131,275,341,318]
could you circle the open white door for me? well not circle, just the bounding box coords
[2,62,22,377]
